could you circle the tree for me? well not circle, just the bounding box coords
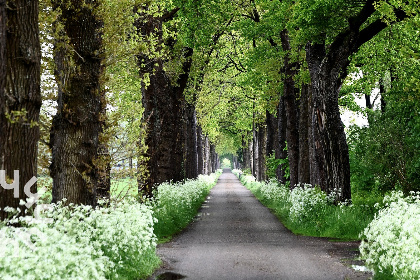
[136,6,192,196]
[50,0,109,205]
[302,0,412,201]
[346,15,420,195]
[0,0,41,219]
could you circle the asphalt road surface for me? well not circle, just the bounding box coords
[151,169,371,280]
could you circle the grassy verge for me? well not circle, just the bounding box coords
[232,170,420,280]
[152,171,222,240]
[233,170,375,240]
[1,171,222,280]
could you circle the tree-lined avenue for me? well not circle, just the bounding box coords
[152,169,370,280]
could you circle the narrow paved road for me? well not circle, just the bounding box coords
[151,169,370,280]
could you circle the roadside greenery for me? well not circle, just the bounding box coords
[233,169,420,279]
[0,199,159,280]
[232,170,375,239]
[0,172,221,279]
[152,171,222,239]
[360,191,420,280]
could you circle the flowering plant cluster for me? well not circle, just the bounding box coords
[0,171,221,279]
[289,184,328,224]
[0,198,159,280]
[233,170,329,226]
[360,191,420,279]
[152,171,221,238]
[234,170,419,278]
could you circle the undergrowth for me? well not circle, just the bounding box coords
[152,171,222,239]
[233,169,375,240]
[232,169,420,280]
[0,171,221,280]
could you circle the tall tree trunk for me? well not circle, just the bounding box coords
[210,144,217,173]
[306,43,351,201]
[138,57,185,195]
[0,0,41,220]
[277,96,287,183]
[305,0,407,201]
[242,137,251,173]
[252,119,259,180]
[298,84,311,185]
[50,1,108,205]
[136,11,192,195]
[248,138,254,175]
[309,86,325,187]
[266,110,279,159]
[185,103,198,179]
[197,125,204,175]
[258,123,267,181]
[204,136,211,175]
[280,30,300,189]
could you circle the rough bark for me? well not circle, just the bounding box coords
[248,138,254,175]
[309,86,325,187]
[306,0,408,201]
[50,1,108,205]
[0,1,6,181]
[197,125,204,175]
[298,84,311,185]
[0,0,41,219]
[137,11,193,195]
[210,144,217,173]
[139,57,185,195]
[252,119,259,179]
[242,137,251,173]
[185,103,198,179]
[204,136,211,175]
[306,43,351,200]
[266,110,279,159]
[280,30,300,189]
[277,96,287,183]
[258,123,267,181]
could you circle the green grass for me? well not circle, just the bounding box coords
[37,176,139,203]
[111,177,138,197]
[152,172,222,240]
[240,177,377,240]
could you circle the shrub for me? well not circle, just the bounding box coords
[0,198,160,280]
[360,191,420,279]
[152,172,220,239]
[0,170,221,279]
[235,172,375,239]
[289,184,328,224]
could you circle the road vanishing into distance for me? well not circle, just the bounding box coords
[150,169,371,280]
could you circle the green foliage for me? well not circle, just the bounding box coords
[152,172,221,239]
[220,158,232,169]
[265,152,282,179]
[233,171,376,240]
[110,178,138,198]
[0,199,160,280]
[348,88,420,194]
[266,145,289,181]
[0,172,222,279]
[360,191,420,279]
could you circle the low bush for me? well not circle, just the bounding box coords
[0,198,159,280]
[360,191,420,280]
[234,169,420,279]
[152,171,221,239]
[0,170,222,279]
[232,169,376,239]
